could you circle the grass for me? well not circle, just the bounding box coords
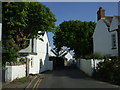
[14,77,31,83]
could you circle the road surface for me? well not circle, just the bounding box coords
[38,64,120,88]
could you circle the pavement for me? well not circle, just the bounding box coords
[2,73,44,90]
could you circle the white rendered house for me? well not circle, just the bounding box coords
[64,52,73,65]
[0,23,2,41]
[59,50,73,65]
[93,7,120,56]
[19,32,53,74]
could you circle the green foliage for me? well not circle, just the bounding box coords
[3,2,56,49]
[14,77,31,83]
[53,20,96,58]
[84,53,111,60]
[2,2,56,63]
[0,65,7,69]
[94,58,120,85]
[0,1,1,23]
[2,48,19,65]
[84,53,104,59]
[2,40,19,65]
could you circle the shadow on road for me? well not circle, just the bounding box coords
[44,63,91,80]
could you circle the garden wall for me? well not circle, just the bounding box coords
[5,64,26,82]
[77,59,104,76]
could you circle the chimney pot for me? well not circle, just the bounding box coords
[97,7,105,21]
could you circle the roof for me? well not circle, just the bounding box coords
[103,16,113,27]
[114,16,120,24]
[46,32,51,47]
[103,16,120,27]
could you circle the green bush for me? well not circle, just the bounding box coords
[2,47,19,65]
[84,53,111,60]
[93,58,120,85]
[84,53,104,59]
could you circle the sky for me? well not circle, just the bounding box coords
[40,2,118,51]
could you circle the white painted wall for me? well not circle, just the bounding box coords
[28,54,40,74]
[93,19,118,56]
[0,23,2,41]
[49,46,56,57]
[81,59,93,76]
[109,17,119,56]
[77,59,104,76]
[28,32,53,74]
[65,52,73,65]
[0,23,1,90]
[19,32,53,75]
[5,64,26,82]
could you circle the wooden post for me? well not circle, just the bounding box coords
[26,57,29,77]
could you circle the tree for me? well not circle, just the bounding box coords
[2,2,56,63]
[53,20,96,58]
[0,1,1,23]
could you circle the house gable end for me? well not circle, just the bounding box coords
[93,19,108,38]
[93,19,112,55]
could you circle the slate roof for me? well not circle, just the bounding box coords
[103,16,113,27]
[114,16,120,25]
[103,16,120,27]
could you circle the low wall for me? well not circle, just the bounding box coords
[80,59,93,76]
[47,61,53,71]
[77,59,104,76]
[5,64,26,82]
[40,60,53,73]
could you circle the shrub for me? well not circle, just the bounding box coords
[84,53,104,59]
[93,58,120,85]
[2,47,19,65]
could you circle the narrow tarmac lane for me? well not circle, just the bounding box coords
[38,64,120,88]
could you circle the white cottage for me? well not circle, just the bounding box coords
[0,23,2,53]
[93,7,120,56]
[59,50,73,66]
[64,52,73,65]
[19,32,53,74]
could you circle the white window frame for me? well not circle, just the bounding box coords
[111,34,117,49]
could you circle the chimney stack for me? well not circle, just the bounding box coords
[97,7,105,21]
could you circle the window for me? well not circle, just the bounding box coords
[112,34,117,49]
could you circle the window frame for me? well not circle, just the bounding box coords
[111,34,117,49]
